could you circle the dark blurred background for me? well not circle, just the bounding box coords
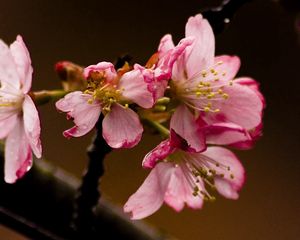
[0,0,299,239]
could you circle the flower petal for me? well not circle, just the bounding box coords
[0,39,20,91]
[185,14,215,79]
[119,69,154,108]
[124,162,174,219]
[0,114,17,139]
[229,122,263,149]
[9,35,33,93]
[142,139,175,168]
[204,82,264,130]
[201,146,245,199]
[56,91,101,138]
[235,77,266,108]
[4,117,32,183]
[170,104,206,152]
[164,166,204,211]
[204,122,252,147]
[83,61,117,83]
[102,104,143,148]
[158,34,175,58]
[214,55,240,82]
[158,36,194,81]
[23,95,42,158]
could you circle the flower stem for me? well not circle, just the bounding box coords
[144,119,170,138]
[30,89,68,105]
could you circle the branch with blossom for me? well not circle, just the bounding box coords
[0,12,264,230]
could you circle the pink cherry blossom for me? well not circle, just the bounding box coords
[124,131,245,219]
[160,14,264,150]
[56,62,144,148]
[0,35,42,183]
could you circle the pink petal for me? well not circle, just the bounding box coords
[214,55,240,82]
[132,37,193,105]
[164,166,203,211]
[205,82,264,130]
[158,34,175,59]
[235,77,260,91]
[9,35,33,93]
[83,61,117,82]
[124,162,174,220]
[56,91,101,138]
[171,50,186,82]
[55,91,82,112]
[0,39,20,91]
[204,122,252,147]
[170,104,206,152]
[23,95,42,158]
[142,139,175,169]
[133,64,160,102]
[235,77,266,107]
[102,104,143,148]
[229,122,263,149]
[158,36,194,81]
[0,114,17,139]
[185,14,215,79]
[201,146,245,199]
[119,69,154,108]
[4,117,32,183]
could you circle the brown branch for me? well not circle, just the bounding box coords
[0,154,172,240]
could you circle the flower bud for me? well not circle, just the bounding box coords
[55,61,87,91]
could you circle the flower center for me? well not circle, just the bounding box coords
[84,71,125,113]
[0,88,24,114]
[167,150,234,201]
[171,61,233,114]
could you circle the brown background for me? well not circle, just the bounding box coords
[0,0,300,239]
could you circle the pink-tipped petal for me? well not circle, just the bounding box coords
[161,36,194,82]
[204,122,252,147]
[119,69,154,108]
[185,14,215,78]
[4,117,32,183]
[160,37,194,76]
[142,139,174,169]
[206,82,264,130]
[55,91,82,112]
[214,55,240,82]
[0,113,17,139]
[56,91,101,138]
[133,64,162,103]
[23,95,42,158]
[9,35,33,93]
[102,104,143,148]
[235,77,266,107]
[158,34,175,58]
[83,61,117,82]
[170,104,205,152]
[202,147,245,199]
[0,39,20,91]
[165,166,204,211]
[229,122,263,149]
[124,162,174,220]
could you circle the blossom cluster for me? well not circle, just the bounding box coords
[0,14,264,219]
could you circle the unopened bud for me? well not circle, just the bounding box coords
[55,61,87,91]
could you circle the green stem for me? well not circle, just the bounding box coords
[144,119,170,138]
[30,90,68,105]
